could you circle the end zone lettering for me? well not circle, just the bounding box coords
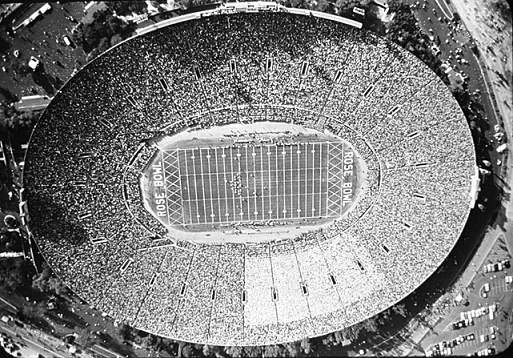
[342,150,354,206]
[152,161,167,217]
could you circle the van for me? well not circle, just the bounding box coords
[39,3,51,14]
[63,35,72,46]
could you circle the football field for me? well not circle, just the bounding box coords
[149,140,354,229]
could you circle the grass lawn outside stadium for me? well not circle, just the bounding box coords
[22,4,477,346]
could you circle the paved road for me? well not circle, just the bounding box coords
[0,322,68,358]
[0,296,18,313]
[412,0,501,173]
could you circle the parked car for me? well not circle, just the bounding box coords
[466,333,475,341]
[28,56,40,70]
[464,318,474,326]
[453,320,466,330]
[493,263,503,272]
[63,35,72,46]
[481,283,490,298]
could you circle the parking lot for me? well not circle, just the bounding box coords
[420,247,511,356]
[427,324,499,356]
[0,2,86,100]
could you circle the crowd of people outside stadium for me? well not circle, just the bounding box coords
[22,11,476,345]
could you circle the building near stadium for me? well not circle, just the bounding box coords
[22,2,477,346]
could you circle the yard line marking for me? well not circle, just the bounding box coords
[289,144,294,219]
[249,146,256,219]
[259,145,265,221]
[191,148,200,223]
[305,142,309,217]
[222,147,231,222]
[180,183,337,203]
[319,143,323,216]
[274,144,279,220]
[199,148,208,224]
[206,148,215,223]
[214,148,224,222]
[236,147,245,220]
[184,149,196,224]
[239,146,248,220]
[228,147,237,221]
[267,144,273,219]
[243,145,251,219]
[281,144,287,219]
[297,144,301,219]
[173,166,329,175]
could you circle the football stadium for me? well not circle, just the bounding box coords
[22,2,478,346]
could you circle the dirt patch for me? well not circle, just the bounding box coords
[486,234,511,264]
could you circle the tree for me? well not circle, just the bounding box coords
[87,37,111,61]
[110,34,123,47]
[224,346,243,357]
[342,322,366,341]
[314,0,335,13]
[300,338,312,354]
[181,344,194,358]
[0,257,30,290]
[243,346,262,357]
[336,0,370,16]
[32,262,68,295]
[0,36,9,54]
[202,344,224,357]
[32,263,52,292]
[48,277,68,295]
[284,342,300,357]
[263,344,280,357]
[105,1,147,16]
[392,303,408,317]
[71,23,86,48]
[361,315,379,332]
[76,326,99,348]
[21,301,47,319]
[117,322,132,341]
[141,334,157,350]
[333,330,343,345]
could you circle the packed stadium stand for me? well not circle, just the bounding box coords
[22,4,477,346]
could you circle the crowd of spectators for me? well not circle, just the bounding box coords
[22,10,476,346]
